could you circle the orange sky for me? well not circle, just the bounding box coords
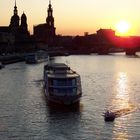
[0,0,140,36]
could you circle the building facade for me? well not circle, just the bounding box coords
[0,0,30,54]
[0,0,30,41]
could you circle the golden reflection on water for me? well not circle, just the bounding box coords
[113,131,128,140]
[113,72,131,110]
[112,72,132,140]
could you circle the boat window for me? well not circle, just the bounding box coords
[51,88,77,96]
[53,80,58,86]
[53,89,66,96]
[66,88,77,95]
[72,79,76,86]
[52,78,76,86]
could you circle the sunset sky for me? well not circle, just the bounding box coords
[0,0,140,36]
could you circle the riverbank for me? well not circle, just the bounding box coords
[0,54,25,65]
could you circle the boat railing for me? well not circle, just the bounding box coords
[49,85,77,88]
[48,90,79,96]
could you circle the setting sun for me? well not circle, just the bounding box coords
[116,20,131,35]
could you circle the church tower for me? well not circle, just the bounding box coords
[33,0,56,43]
[9,0,20,33]
[46,0,56,37]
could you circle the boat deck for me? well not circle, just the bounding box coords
[44,63,79,78]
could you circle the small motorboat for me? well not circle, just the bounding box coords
[104,110,116,122]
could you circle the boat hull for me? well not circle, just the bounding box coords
[26,58,47,64]
[44,89,81,105]
[104,112,116,122]
[104,117,115,122]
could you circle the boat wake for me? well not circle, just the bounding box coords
[105,105,137,119]
[113,107,136,118]
[31,79,44,87]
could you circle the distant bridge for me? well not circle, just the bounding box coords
[91,42,140,55]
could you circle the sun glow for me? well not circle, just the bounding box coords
[116,20,131,36]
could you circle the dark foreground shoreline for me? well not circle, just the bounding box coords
[0,54,24,65]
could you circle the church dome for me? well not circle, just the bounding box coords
[21,12,27,20]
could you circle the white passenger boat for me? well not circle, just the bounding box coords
[25,51,48,64]
[43,63,82,105]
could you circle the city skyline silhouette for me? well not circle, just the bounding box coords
[0,0,140,36]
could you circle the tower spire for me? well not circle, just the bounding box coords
[9,0,20,33]
[14,0,18,15]
[15,0,17,8]
[46,0,54,27]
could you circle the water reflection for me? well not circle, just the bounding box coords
[113,131,129,140]
[112,73,131,140]
[114,72,130,109]
[45,101,84,140]
[116,72,130,108]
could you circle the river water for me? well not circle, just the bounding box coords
[0,53,140,140]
